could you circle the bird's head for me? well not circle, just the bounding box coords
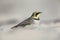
[31,11,42,20]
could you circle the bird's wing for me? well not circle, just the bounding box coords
[11,18,32,29]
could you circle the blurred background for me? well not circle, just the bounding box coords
[0,0,60,40]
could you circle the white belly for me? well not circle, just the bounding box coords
[25,20,40,29]
[34,20,40,24]
[33,20,40,28]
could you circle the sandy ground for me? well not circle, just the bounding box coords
[0,22,60,40]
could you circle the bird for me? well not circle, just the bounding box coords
[11,11,42,29]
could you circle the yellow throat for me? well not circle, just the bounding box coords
[32,11,42,19]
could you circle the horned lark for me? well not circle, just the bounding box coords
[11,11,42,29]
